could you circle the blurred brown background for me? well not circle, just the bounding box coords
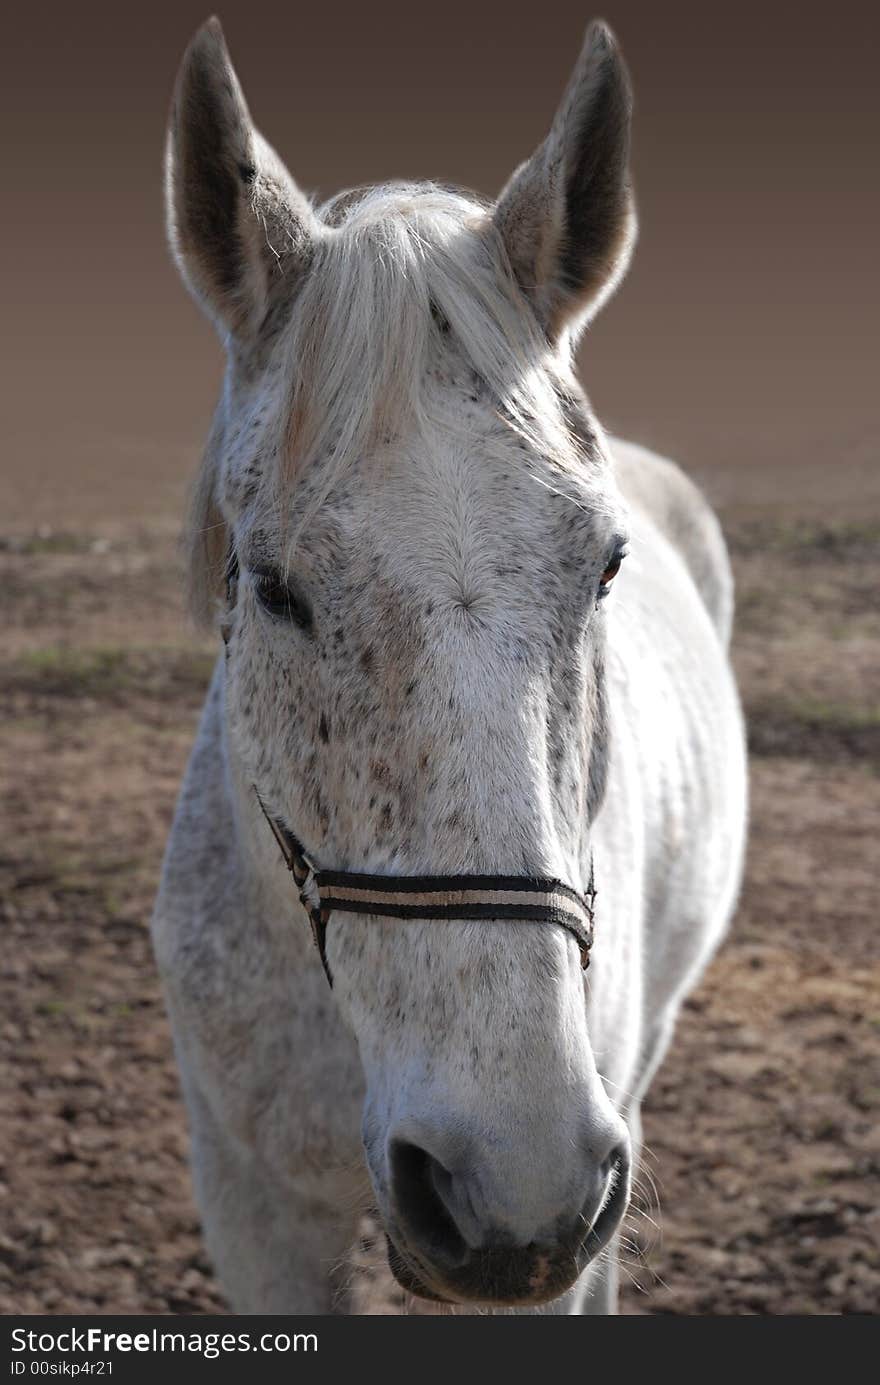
[1,2,877,1316]
[2,0,877,524]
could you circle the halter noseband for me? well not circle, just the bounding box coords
[226,552,596,987]
[254,791,596,988]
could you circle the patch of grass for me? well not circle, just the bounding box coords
[11,647,130,696]
[0,530,104,556]
[729,518,880,562]
[793,698,880,726]
[5,843,152,922]
[0,645,215,703]
[746,697,880,765]
[35,1000,68,1018]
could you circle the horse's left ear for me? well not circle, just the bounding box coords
[494,21,636,341]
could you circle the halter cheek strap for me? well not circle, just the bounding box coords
[254,791,596,988]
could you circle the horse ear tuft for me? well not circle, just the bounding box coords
[165,19,318,340]
[495,21,636,342]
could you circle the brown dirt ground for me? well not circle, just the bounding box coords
[1,475,878,1316]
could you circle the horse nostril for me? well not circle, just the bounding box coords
[578,1142,631,1254]
[389,1139,470,1270]
[607,1142,630,1179]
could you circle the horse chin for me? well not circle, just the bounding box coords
[384,1235,456,1303]
[383,1233,582,1309]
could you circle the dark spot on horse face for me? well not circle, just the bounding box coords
[371,760,392,787]
[238,162,256,184]
[380,804,394,832]
[319,713,330,743]
[555,385,601,466]
[430,299,450,334]
[360,647,374,673]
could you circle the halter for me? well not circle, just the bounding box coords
[254,790,596,987]
[225,552,596,987]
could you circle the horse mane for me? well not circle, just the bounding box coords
[187,182,593,624]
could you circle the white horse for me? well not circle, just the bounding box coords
[153,18,747,1315]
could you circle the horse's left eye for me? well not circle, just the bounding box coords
[597,550,626,600]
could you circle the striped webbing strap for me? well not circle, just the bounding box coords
[255,791,596,987]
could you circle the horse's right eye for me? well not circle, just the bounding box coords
[251,569,314,631]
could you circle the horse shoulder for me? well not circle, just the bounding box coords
[152,659,364,1175]
[152,658,235,982]
[598,463,748,1090]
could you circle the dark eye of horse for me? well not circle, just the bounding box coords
[251,569,314,631]
[597,550,626,600]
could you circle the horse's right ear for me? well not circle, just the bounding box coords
[165,18,319,340]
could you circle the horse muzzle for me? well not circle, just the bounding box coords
[380,1126,631,1306]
